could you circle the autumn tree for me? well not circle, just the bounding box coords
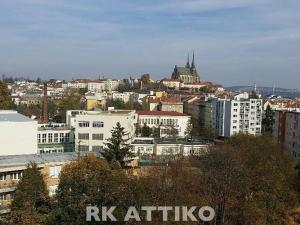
[0,81,14,109]
[9,163,51,225]
[194,134,298,225]
[56,89,84,122]
[43,155,141,225]
[103,122,133,167]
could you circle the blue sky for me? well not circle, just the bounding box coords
[0,0,300,88]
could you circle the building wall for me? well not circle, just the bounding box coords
[160,103,183,113]
[138,114,190,137]
[284,112,300,159]
[0,120,37,156]
[37,125,75,153]
[0,159,73,215]
[211,97,263,137]
[69,111,137,152]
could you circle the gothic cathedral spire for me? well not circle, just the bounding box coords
[191,51,195,68]
[186,53,190,68]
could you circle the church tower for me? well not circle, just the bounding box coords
[185,54,190,69]
[171,52,200,83]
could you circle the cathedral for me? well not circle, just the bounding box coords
[171,52,200,83]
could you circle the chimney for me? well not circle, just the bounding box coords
[42,82,48,124]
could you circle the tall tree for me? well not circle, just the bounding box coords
[263,104,274,135]
[0,81,14,109]
[9,163,51,225]
[103,122,133,167]
[141,123,152,137]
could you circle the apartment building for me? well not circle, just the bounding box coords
[66,110,137,152]
[87,81,105,93]
[211,93,263,137]
[37,123,75,153]
[0,111,37,156]
[273,111,300,160]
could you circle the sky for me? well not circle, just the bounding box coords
[0,0,300,89]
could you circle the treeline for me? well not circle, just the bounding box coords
[2,135,300,225]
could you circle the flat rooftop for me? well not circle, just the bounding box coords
[0,152,101,168]
[0,110,33,122]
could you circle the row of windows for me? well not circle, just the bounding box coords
[78,121,104,128]
[38,133,70,144]
[77,145,103,152]
[140,118,178,126]
[0,171,23,181]
[78,133,104,140]
[0,192,13,201]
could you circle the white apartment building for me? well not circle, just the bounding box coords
[66,110,137,152]
[87,81,105,93]
[211,93,263,137]
[63,80,89,89]
[0,111,37,156]
[112,92,132,103]
[37,123,75,153]
[136,111,191,138]
[103,79,120,91]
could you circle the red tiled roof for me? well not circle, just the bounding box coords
[148,98,161,103]
[137,110,188,116]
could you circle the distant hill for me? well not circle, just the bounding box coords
[226,86,300,98]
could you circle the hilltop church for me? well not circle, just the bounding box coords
[171,52,200,83]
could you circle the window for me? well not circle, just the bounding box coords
[138,147,144,152]
[92,146,102,151]
[10,171,22,180]
[92,133,104,140]
[0,193,7,201]
[48,133,53,143]
[59,133,64,143]
[54,133,58,143]
[0,172,6,181]
[78,145,89,152]
[49,166,61,178]
[92,121,104,128]
[37,134,41,143]
[79,121,90,128]
[65,133,70,143]
[42,134,47,143]
[49,185,58,197]
[78,133,89,140]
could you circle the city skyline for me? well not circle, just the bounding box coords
[0,0,300,89]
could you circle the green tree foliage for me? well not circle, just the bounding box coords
[57,89,84,122]
[0,81,14,109]
[195,134,298,225]
[43,155,140,225]
[16,103,42,118]
[141,123,152,137]
[103,122,133,167]
[263,104,274,135]
[9,163,51,225]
